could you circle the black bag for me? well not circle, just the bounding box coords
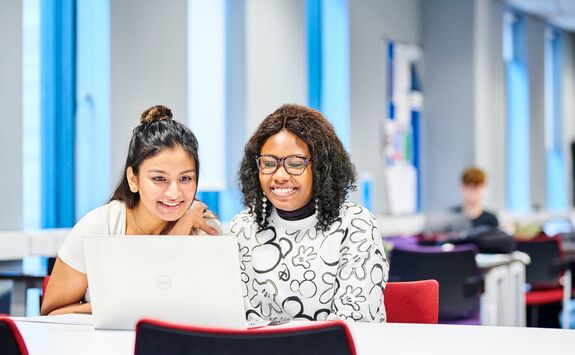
[459,225,516,254]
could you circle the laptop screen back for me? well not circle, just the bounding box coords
[84,235,246,330]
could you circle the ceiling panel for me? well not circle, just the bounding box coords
[558,0,575,13]
[504,0,575,32]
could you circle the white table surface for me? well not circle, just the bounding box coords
[13,317,575,355]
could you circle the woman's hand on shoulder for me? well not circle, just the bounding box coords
[169,200,219,235]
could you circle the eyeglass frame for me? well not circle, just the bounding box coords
[255,154,312,175]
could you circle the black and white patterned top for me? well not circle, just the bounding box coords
[229,202,389,323]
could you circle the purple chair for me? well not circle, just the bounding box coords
[388,243,483,325]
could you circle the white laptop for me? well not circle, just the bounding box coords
[83,235,247,330]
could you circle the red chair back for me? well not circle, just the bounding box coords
[42,276,50,296]
[384,280,439,324]
[40,276,50,306]
[0,317,29,355]
[135,319,356,355]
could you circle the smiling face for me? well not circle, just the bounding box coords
[259,130,313,212]
[127,146,197,227]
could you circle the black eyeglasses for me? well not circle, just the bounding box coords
[255,154,312,175]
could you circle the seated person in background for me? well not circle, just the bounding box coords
[41,105,221,316]
[420,167,512,252]
[229,104,389,323]
[452,166,499,228]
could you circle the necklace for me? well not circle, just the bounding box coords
[129,209,145,234]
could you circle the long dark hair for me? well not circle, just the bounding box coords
[238,104,356,231]
[110,105,200,209]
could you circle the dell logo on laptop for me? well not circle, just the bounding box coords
[156,275,172,290]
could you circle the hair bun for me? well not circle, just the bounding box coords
[140,105,173,125]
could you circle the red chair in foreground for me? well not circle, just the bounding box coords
[135,319,356,355]
[384,280,439,324]
[0,317,29,355]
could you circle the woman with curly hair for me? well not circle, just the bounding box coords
[229,104,389,323]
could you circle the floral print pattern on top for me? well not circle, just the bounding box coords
[229,202,389,323]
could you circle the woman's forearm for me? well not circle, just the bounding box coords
[47,302,92,315]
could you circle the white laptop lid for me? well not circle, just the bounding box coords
[84,235,246,330]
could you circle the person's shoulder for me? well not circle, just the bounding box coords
[336,202,379,227]
[228,209,258,238]
[482,209,497,218]
[89,200,125,221]
[76,200,118,221]
[472,209,499,228]
[73,200,125,234]
[338,202,375,219]
[230,209,256,228]
[230,209,255,224]
[482,209,499,223]
[477,209,498,221]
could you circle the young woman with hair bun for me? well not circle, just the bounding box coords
[42,105,221,315]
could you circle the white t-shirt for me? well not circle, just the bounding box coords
[58,200,126,274]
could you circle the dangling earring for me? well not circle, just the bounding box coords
[261,195,268,224]
[315,198,319,216]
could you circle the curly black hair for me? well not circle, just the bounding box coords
[238,104,357,231]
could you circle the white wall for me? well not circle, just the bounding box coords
[420,0,510,212]
[349,0,421,214]
[421,0,476,211]
[110,0,188,188]
[225,0,247,187]
[474,0,506,210]
[245,0,307,135]
[0,0,22,229]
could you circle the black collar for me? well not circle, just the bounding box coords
[276,198,316,221]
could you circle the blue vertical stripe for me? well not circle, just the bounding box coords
[320,0,349,150]
[22,0,42,230]
[306,0,349,149]
[411,62,421,211]
[505,15,530,211]
[306,0,322,111]
[40,0,76,227]
[411,110,421,211]
[387,41,395,120]
[75,0,110,220]
[507,63,530,211]
[362,177,373,212]
[221,0,246,222]
[548,150,566,210]
[546,30,566,211]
